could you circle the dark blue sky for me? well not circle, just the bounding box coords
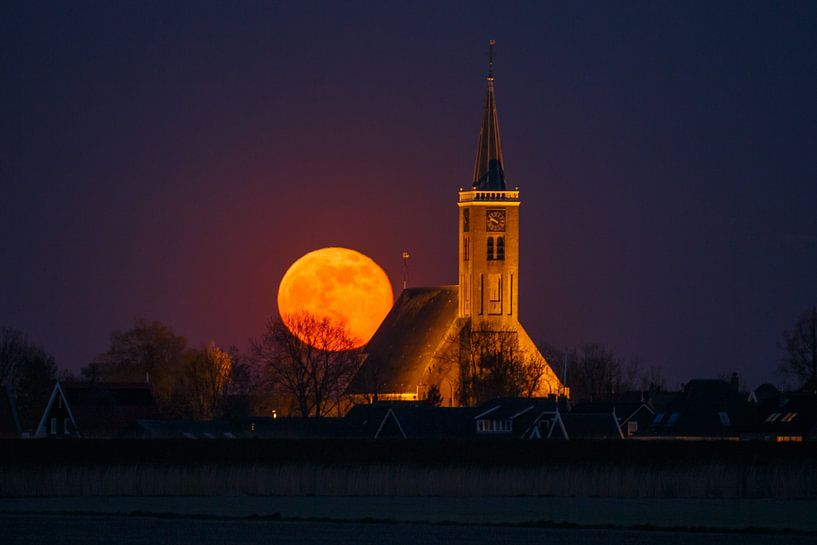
[2,2,816,389]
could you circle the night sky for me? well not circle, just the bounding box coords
[2,2,816,389]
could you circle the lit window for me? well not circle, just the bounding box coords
[667,412,680,426]
[627,421,638,436]
[64,418,71,435]
[652,412,665,425]
[496,237,505,260]
[50,418,56,435]
[718,412,731,426]
[487,238,494,260]
[765,413,781,423]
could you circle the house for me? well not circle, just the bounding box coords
[35,382,159,438]
[0,385,21,438]
[643,379,753,439]
[343,402,475,439]
[571,395,654,437]
[473,397,563,439]
[559,413,624,440]
[745,392,817,442]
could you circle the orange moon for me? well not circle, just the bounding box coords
[277,247,393,348]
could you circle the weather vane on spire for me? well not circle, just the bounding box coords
[488,39,496,78]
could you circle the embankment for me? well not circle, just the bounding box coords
[2,439,816,498]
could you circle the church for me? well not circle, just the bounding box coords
[347,48,566,406]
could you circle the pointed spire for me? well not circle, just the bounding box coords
[472,39,505,190]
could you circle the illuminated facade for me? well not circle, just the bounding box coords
[456,56,565,398]
[457,66,519,326]
[347,49,566,405]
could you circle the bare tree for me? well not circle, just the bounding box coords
[520,354,551,398]
[567,343,623,402]
[251,312,360,418]
[779,306,817,391]
[454,327,550,405]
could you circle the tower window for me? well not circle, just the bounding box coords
[463,236,469,261]
[496,237,505,260]
[487,237,494,260]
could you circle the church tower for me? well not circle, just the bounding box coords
[347,42,567,404]
[458,41,519,330]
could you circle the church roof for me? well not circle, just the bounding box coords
[472,42,506,191]
[347,286,459,395]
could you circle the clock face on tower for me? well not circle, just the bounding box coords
[486,209,506,232]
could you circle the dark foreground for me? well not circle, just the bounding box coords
[3,514,817,545]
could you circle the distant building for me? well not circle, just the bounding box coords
[746,391,817,442]
[344,402,474,439]
[473,397,561,439]
[35,382,159,438]
[347,47,566,405]
[571,394,654,437]
[642,379,753,440]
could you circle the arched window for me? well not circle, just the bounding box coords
[496,237,505,260]
[487,237,494,260]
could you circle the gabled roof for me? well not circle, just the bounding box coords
[344,403,475,439]
[474,397,561,438]
[752,392,817,438]
[474,397,559,420]
[37,381,159,437]
[571,401,653,424]
[646,379,753,437]
[0,385,21,437]
[561,413,624,440]
[347,287,459,395]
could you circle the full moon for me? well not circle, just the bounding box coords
[277,247,393,348]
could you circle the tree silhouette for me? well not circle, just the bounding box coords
[454,327,548,405]
[88,320,233,418]
[779,306,817,391]
[251,312,360,418]
[424,383,444,407]
[0,327,58,431]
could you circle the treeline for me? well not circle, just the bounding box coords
[1,304,815,425]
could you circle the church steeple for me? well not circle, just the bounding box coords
[472,40,505,191]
